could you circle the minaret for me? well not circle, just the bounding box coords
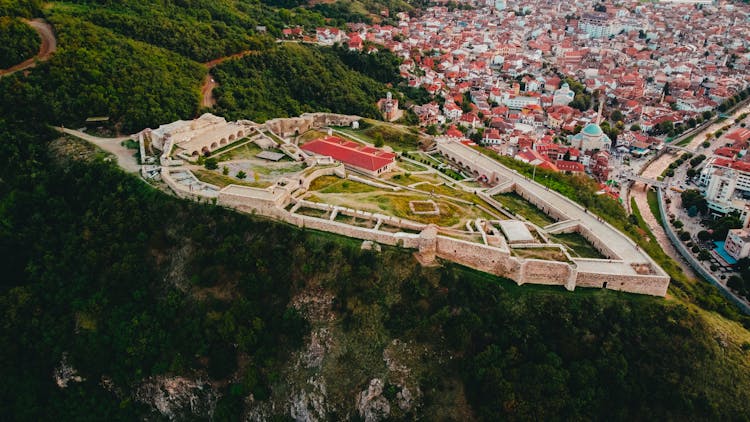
[596,93,604,125]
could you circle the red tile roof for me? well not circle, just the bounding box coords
[301,136,395,172]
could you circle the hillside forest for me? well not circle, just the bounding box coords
[1,0,750,420]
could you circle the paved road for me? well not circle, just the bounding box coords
[56,128,140,173]
[439,140,660,269]
[0,19,57,77]
[627,101,750,280]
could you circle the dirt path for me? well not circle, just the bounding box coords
[0,19,57,77]
[198,49,257,108]
[56,127,140,173]
[201,75,217,108]
[630,182,697,278]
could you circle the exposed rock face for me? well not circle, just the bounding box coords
[361,240,382,252]
[53,353,84,388]
[356,379,391,422]
[383,339,422,414]
[289,376,328,422]
[135,376,217,420]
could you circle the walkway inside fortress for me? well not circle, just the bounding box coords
[438,140,659,271]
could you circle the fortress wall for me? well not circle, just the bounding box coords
[299,165,346,189]
[347,174,400,191]
[519,259,573,287]
[296,215,420,247]
[162,169,218,202]
[576,225,621,260]
[435,236,518,276]
[264,117,313,138]
[513,183,567,223]
[220,193,278,215]
[306,113,360,127]
[263,113,359,138]
[575,271,670,297]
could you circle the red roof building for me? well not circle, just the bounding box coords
[301,136,396,176]
[555,160,585,173]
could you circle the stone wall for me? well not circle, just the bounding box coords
[263,113,360,139]
[520,259,573,289]
[575,271,669,296]
[161,169,219,202]
[435,236,519,277]
[576,224,621,260]
[513,183,566,223]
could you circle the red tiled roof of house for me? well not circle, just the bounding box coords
[714,147,737,158]
[301,136,395,172]
[726,128,750,143]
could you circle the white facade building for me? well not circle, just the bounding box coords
[699,158,750,218]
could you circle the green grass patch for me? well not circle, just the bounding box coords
[647,189,663,226]
[192,169,270,188]
[212,139,261,161]
[551,232,604,259]
[295,206,329,219]
[397,159,427,172]
[298,129,329,143]
[309,176,377,193]
[262,130,283,144]
[338,120,419,151]
[675,133,696,147]
[493,192,556,227]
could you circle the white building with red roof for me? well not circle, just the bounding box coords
[301,136,396,177]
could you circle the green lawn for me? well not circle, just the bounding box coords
[493,192,556,227]
[551,232,605,259]
[192,169,270,188]
[647,189,663,226]
[397,159,427,172]
[213,140,262,161]
[309,176,378,194]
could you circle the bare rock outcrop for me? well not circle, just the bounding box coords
[135,376,217,420]
[356,378,391,422]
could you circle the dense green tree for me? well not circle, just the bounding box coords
[681,189,708,214]
[213,44,385,122]
[0,17,40,68]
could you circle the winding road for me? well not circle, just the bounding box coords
[199,49,258,108]
[628,101,750,281]
[0,19,57,77]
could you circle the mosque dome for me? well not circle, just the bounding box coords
[582,123,603,137]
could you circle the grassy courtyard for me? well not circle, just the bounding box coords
[212,140,262,161]
[192,169,270,188]
[493,192,556,227]
[551,232,605,259]
[306,175,493,228]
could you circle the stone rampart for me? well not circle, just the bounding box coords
[347,174,400,191]
[576,224,621,260]
[575,271,669,296]
[162,168,219,202]
[298,165,346,190]
[263,113,359,138]
[435,236,518,276]
[513,183,566,223]
[519,259,573,288]
[292,214,421,247]
[218,185,289,215]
